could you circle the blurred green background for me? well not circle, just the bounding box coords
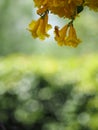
[0,0,98,130]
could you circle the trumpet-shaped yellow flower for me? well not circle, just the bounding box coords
[54,24,68,46]
[28,14,52,40]
[28,19,40,38]
[64,24,81,47]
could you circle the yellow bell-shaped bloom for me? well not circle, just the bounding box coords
[64,24,81,47]
[28,14,52,40]
[54,24,68,46]
[28,18,40,38]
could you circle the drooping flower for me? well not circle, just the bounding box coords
[64,24,81,47]
[28,14,52,40]
[28,19,40,38]
[54,24,69,46]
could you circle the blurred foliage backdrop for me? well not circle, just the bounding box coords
[0,0,98,130]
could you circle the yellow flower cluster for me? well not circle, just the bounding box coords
[28,13,52,40]
[28,0,98,47]
[54,23,81,47]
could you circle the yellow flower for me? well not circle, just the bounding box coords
[28,18,40,38]
[54,24,68,46]
[28,14,52,40]
[64,24,81,47]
